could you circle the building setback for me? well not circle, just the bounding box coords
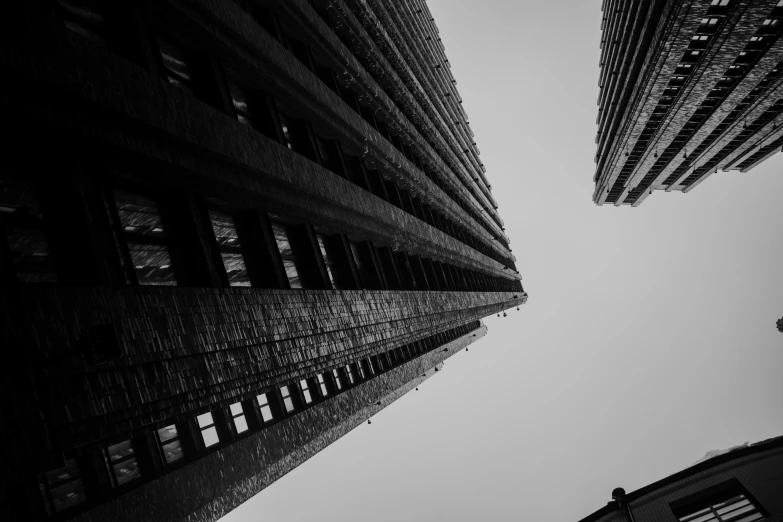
[593,0,783,206]
[577,436,783,522]
[0,1,525,521]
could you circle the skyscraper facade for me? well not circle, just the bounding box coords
[0,1,524,520]
[594,0,783,206]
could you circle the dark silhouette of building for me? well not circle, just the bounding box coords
[594,0,783,206]
[777,316,783,332]
[0,1,524,520]
[579,436,783,522]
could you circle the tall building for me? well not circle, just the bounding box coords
[593,0,783,206]
[0,1,524,520]
[578,435,783,522]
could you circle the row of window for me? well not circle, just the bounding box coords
[35,321,480,516]
[55,0,510,259]
[0,176,521,294]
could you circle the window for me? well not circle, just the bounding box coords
[227,80,253,126]
[58,0,108,46]
[208,209,250,286]
[317,374,328,396]
[197,412,220,448]
[271,222,302,288]
[710,0,730,5]
[674,487,764,522]
[156,424,184,464]
[300,379,313,404]
[157,37,195,95]
[0,178,57,282]
[103,440,141,487]
[356,362,365,380]
[332,369,343,390]
[38,460,86,514]
[229,402,249,433]
[345,364,355,384]
[280,385,296,413]
[316,234,337,287]
[761,19,779,26]
[750,36,764,42]
[702,18,720,26]
[113,189,176,286]
[692,35,709,41]
[256,393,274,422]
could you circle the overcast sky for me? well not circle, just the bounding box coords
[222,1,783,520]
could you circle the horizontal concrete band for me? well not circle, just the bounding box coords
[23,285,523,447]
[0,41,517,281]
[69,325,487,522]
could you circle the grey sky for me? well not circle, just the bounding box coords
[222,1,783,520]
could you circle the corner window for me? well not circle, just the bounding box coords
[230,402,249,434]
[156,424,184,464]
[197,412,220,448]
[280,385,296,413]
[208,209,250,286]
[103,440,141,487]
[256,393,274,422]
[38,460,86,514]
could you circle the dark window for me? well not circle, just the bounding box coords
[256,393,274,422]
[156,424,184,465]
[316,234,337,288]
[0,179,57,282]
[227,80,253,126]
[37,460,86,514]
[157,37,195,95]
[58,0,108,46]
[673,483,765,522]
[229,402,249,434]
[102,440,141,487]
[208,209,250,286]
[196,412,220,448]
[113,189,176,286]
[271,222,302,288]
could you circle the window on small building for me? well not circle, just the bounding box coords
[229,402,249,434]
[271,222,302,288]
[300,379,313,404]
[102,440,141,487]
[0,178,57,282]
[316,374,328,396]
[197,412,220,448]
[280,385,296,413]
[256,393,274,422]
[156,424,184,464]
[157,37,195,95]
[38,460,86,514]
[113,189,176,285]
[673,486,764,522]
[208,209,250,286]
[332,369,343,390]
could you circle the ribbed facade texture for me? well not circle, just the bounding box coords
[0,1,525,521]
[594,0,783,206]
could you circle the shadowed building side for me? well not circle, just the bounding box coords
[0,0,525,520]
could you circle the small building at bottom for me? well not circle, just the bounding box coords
[578,436,783,522]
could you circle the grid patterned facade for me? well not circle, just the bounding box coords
[594,0,783,206]
[0,1,525,520]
